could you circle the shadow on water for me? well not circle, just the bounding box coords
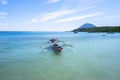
[46,47,62,55]
[53,51,62,55]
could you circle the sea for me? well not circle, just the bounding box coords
[0,31,120,80]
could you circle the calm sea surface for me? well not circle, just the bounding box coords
[0,31,120,80]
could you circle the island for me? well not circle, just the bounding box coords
[72,23,120,33]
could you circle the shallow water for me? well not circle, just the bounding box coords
[0,32,120,80]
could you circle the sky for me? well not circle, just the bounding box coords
[0,0,120,31]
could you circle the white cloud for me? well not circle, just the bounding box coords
[79,6,96,11]
[41,6,95,21]
[59,0,103,10]
[0,22,8,27]
[0,12,8,19]
[92,15,120,21]
[0,0,8,5]
[25,9,78,24]
[40,10,77,22]
[30,18,38,23]
[53,12,102,23]
[25,18,38,24]
[0,16,6,19]
[40,6,96,22]
[24,6,96,24]
[0,12,8,15]
[46,0,60,4]
[79,0,102,3]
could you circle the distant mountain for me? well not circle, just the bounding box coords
[79,23,96,28]
[72,24,120,33]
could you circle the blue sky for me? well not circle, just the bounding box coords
[0,0,120,31]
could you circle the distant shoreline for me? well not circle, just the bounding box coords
[72,26,120,33]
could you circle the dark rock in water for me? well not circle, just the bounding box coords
[80,23,96,28]
[102,34,106,36]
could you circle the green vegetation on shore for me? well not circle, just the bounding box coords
[72,26,120,33]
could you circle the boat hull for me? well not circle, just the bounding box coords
[52,44,63,52]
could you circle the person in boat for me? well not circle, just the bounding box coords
[41,38,60,51]
[49,39,63,52]
[48,38,57,44]
[48,38,62,46]
[52,44,63,52]
[49,38,57,43]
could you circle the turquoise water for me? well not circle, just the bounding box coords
[0,32,120,80]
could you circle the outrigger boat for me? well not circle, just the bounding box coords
[41,38,73,52]
[49,39,63,52]
[52,44,63,52]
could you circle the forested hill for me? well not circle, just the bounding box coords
[72,26,120,33]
